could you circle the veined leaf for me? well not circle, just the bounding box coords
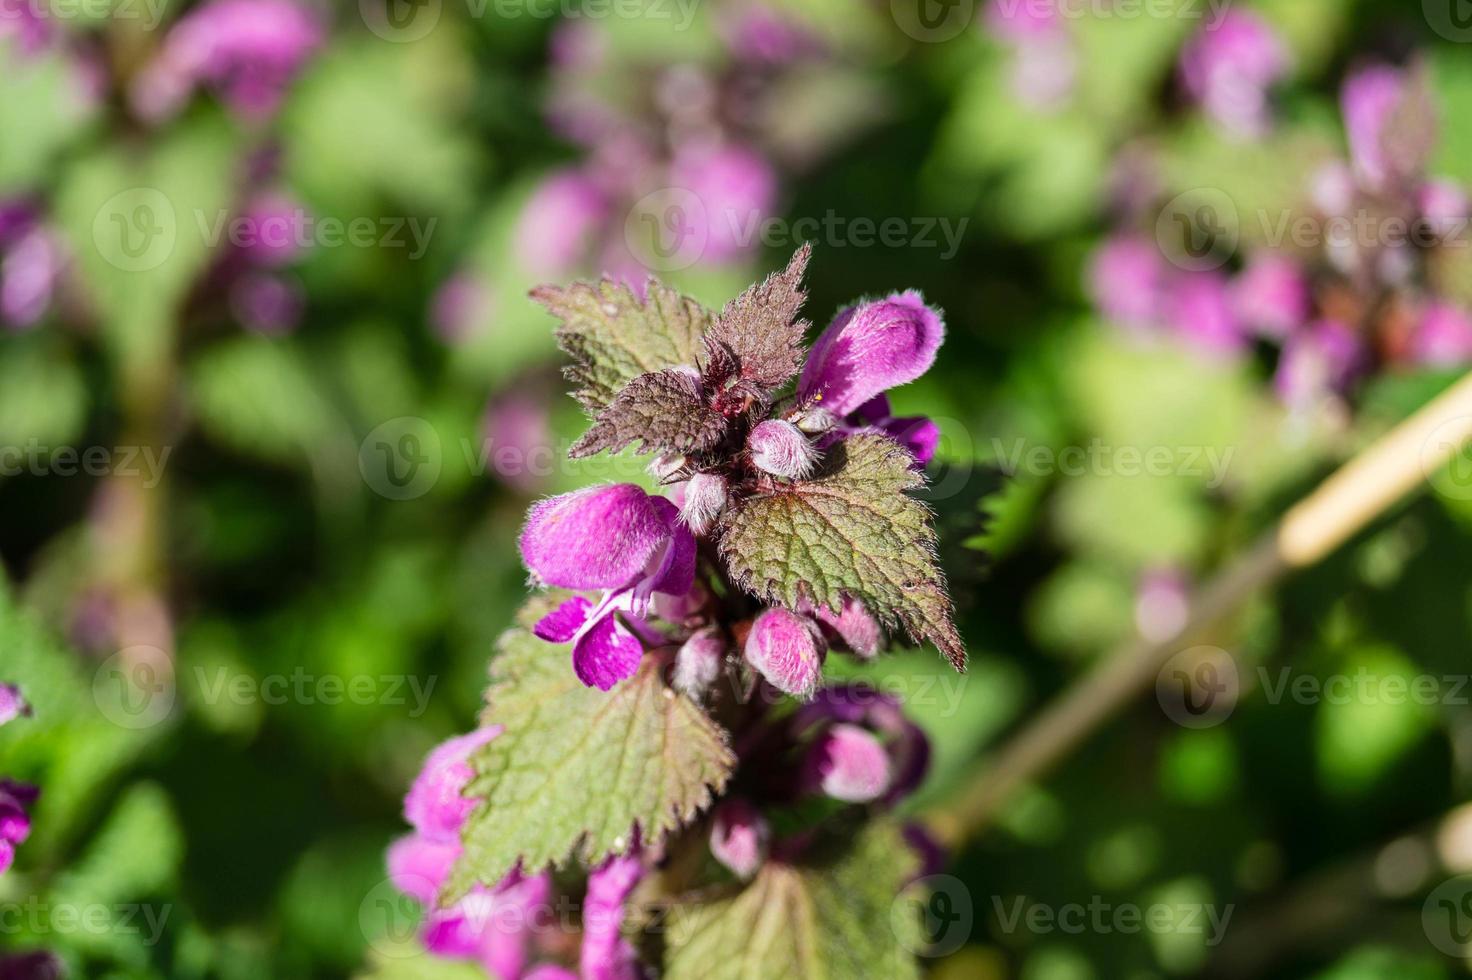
[703,244,812,391]
[534,277,711,412]
[719,434,965,670]
[445,621,735,901]
[569,368,726,459]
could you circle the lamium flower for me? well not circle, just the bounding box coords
[1166,270,1247,355]
[0,684,36,877]
[1411,303,1472,367]
[803,723,893,803]
[1341,64,1433,193]
[667,143,776,266]
[672,626,726,699]
[984,0,1076,111]
[131,0,324,122]
[808,597,883,659]
[1089,234,1167,332]
[744,607,825,698]
[521,484,694,690]
[0,684,29,726]
[1274,319,1365,408]
[709,798,770,880]
[516,169,611,278]
[799,292,945,419]
[0,224,65,329]
[1178,10,1290,139]
[580,851,644,980]
[1232,253,1311,339]
[849,397,940,468]
[748,420,820,479]
[679,472,728,535]
[403,727,501,843]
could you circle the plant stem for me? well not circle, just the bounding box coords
[925,372,1472,849]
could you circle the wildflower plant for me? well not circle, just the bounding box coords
[385,245,964,977]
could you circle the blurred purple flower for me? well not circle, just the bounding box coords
[481,393,553,494]
[0,685,29,726]
[580,852,643,980]
[1274,319,1365,407]
[1134,568,1190,644]
[0,225,65,329]
[1419,179,1469,241]
[745,607,826,699]
[1232,252,1310,339]
[516,169,611,278]
[984,0,1076,109]
[238,192,307,268]
[667,144,776,264]
[709,798,769,879]
[0,0,54,56]
[1341,64,1435,193]
[1166,270,1247,355]
[719,3,822,64]
[404,727,502,843]
[229,271,303,335]
[803,722,893,803]
[1179,10,1289,139]
[1089,235,1167,332]
[132,0,323,123]
[1411,302,1472,368]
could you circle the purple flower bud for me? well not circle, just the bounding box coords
[1231,253,1310,339]
[581,851,643,980]
[672,626,725,699]
[649,453,688,482]
[1134,568,1190,644]
[679,472,728,534]
[1342,64,1433,192]
[1420,179,1469,240]
[1166,271,1247,355]
[1,226,64,329]
[811,598,882,659]
[667,144,776,264]
[805,723,892,803]
[1411,303,1472,367]
[482,393,553,494]
[238,192,306,267]
[1274,319,1364,407]
[516,169,610,277]
[386,833,461,905]
[431,273,494,345]
[403,727,501,843]
[0,780,37,876]
[791,406,838,434]
[0,685,28,727]
[709,799,770,880]
[745,608,825,698]
[799,292,945,418]
[1088,235,1166,331]
[748,420,820,480]
[229,272,304,335]
[1178,11,1289,139]
[520,484,673,590]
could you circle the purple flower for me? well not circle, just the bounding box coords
[132,0,323,122]
[1232,253,1310,339]
[0,780,38,877]
[804,723,893,803]
[709,798,769,880]
[744,607,825,699]
[1274,319,1365,407]
[808,597,883,659]
[667,144,776,265]
[0,684,29,727]
[1341,64,1434,192]
[748,419,820,480]
[793,686,931,807]
[1178,11,1289,139]
[852,396,940,468]
[678,472,729,535]
[238,192,306,268]
[1088,235,1167,331]
[516,169,610,278]
[799,291,945,419]
[404,728,502,843]
[424,873,552,978]
[1165,270,1247,355]
[482,394,553,495]
[580,852,643,980]
[718,3,822,64]
[985,0,1075,110]
[522,485,695,690]
[228,272,303,335]
[1,225,65,330]
[431,273,494,345]
[1411,303,1472,367]
[1420,179,1469,241]
[672,627,726,700]
[1134,568,1190,644]
[0,0,55,56]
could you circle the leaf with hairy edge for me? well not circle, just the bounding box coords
[703,244,812,391]
[444,622,735,902]
[718,434,966,671]
[570,369,727,459]
[662,821,922,980]
[533,278,711,412]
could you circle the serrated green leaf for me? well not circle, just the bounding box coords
[663,821,921,980]
[718,434,965,670]
[534,277,711,412]
[446,625,735,900]
[570,368,726,459]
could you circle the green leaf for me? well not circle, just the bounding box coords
[718,434,966,670]
[446,622,735,901]
[703,244,811,391]
[663,821,921,980]
[570,368,726,459]
[535,277,711,412]
[189,337,342,465]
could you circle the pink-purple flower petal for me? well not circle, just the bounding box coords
[799,291,945,418]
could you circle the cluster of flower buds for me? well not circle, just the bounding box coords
[0,684,37,876]
[1091,56,1472,410]
[387,728,646,979]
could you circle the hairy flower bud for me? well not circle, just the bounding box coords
[811,598,883,659]
[748,420,820,480]
[672,627,726,699]
[519,484,670,590]
[745,608,825,698]
[709,798,770,880]
[648,453,687,482]
[404,727,502,842]
[0,685,28,727]
[805,723,892,803]
[791,406,837,434]
[680,472,728,534]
